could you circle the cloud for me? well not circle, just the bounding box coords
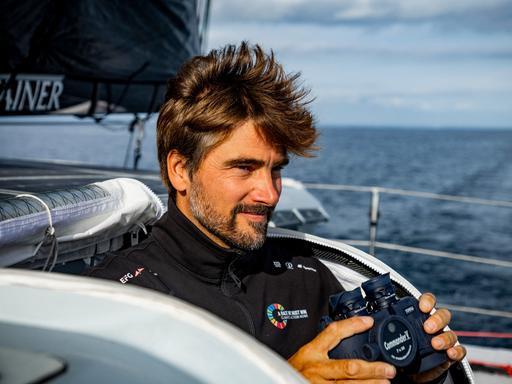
[369,95,472,112]
[208,21,512,63]
[312,87,512,127]
[207,1,512,127]
[210,0,512,32]
[317,89,476,111]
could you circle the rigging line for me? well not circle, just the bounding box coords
[439,303,512,319]
[0,188,28,195]
[340,240,512,268]
[199,0,211,52]
[15,194,54,232]
[87,81,99,116]
[303,183,512,208]
[124,118,137,168]
[112,62,150,112]
[304,183,373,192]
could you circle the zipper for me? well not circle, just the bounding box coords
[234,299,256,336]
[221,253,256,336]
[267,227,474,384]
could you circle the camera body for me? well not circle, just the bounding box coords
[321,273,447,374]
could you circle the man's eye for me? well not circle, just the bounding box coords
[236,165,253,172]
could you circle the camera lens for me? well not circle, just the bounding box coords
[329,287,369,319]
[362,273,397,310]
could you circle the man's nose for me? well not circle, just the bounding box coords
[252,171,281,206]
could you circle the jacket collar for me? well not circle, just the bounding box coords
[151,197,246,283]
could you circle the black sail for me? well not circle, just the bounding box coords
[0,0,204,115]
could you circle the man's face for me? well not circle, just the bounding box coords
[176,120,287,250]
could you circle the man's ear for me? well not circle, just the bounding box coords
[167,150,190,193]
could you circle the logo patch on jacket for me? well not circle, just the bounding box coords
[272,261,317,273]
[266,303,308,329]
[119,267,145,284]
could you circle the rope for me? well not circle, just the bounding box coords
[16,194,54,235]
[454,331,512,339]
[469,360,512,377]
[15,194,58,272]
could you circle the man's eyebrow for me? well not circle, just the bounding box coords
[223,157,289,168]
[224,158,265,168]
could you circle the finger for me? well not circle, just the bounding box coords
[447,345,467,361]
[312,317,374,352]
[313,359,396,380]
[307,375,390,384]
[424,308,451,333]
[432,330,458,350]
[419,292,436,313]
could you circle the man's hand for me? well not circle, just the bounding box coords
[289,293,467,383]
[409,293,467,383]
[288,316,396,383]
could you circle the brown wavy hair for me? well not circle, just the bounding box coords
[157,41,317,196]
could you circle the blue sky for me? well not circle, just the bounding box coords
[206,0,512,128]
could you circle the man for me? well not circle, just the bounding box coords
[86,42,466,383]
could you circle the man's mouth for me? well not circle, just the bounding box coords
[234,204,273,222]
[240,211,267,222]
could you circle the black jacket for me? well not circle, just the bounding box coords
[86,201,343,359]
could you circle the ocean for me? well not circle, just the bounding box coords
[284,127,512,349]
[1,121,511,348]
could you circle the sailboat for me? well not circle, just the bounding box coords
[1,1,506,383]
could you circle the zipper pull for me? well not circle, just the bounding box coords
[227,255,243,288]
[228,269,242,288]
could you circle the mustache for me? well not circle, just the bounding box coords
[233,203,274,218]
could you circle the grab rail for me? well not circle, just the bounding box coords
[303,183,512,208]
[340,240,512,268]
[303,183,512,267]
[305,183,512,324]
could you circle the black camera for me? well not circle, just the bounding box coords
[321,273,447,374]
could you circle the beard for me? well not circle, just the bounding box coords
[189,180,273,251]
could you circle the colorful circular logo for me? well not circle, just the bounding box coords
[267,303,287,329]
